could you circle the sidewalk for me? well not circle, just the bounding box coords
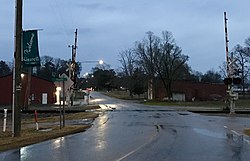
[162,104,250,114]
[0,98,100,132]
[0,98,99,113]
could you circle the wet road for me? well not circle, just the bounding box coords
[1,92,250,161]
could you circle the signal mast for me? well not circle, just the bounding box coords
[223,12,241,114]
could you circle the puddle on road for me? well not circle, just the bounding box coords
[193,128,226,139]
[39,128,53,132]
[71,118,94,125]
[178,112,190,116]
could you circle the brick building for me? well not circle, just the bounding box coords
[0,74,56,105]
[154,80,227,101]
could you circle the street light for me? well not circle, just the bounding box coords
[80,60,104,64]
[79,60,104,74]
[99,60,104,65]
[83,72,89,77]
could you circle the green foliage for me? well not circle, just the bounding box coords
[92,68,116,91]
[35,56,81,82]
[0,60,11,76]
[131,68,147,96]
[201,70,223,83]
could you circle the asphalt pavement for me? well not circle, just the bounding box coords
[1,92,250,161]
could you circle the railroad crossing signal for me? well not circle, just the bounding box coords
[223,77,242,85]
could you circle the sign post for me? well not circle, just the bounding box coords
[3,109,7,132]
[62,80,65,127]
[52,77,67,128]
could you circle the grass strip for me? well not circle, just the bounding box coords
[0,125,90,152]
[244,128,250,137]
[0,111,99,152]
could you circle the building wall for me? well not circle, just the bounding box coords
[155,80,227,101]
[0,74,56,105]
[21,74,56,105]
[0,75,12,105]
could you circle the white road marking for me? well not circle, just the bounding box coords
[115,125,160,161]
[224,125,250,145]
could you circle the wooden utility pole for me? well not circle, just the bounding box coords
[13,0,23,137]
[72,29,78,88]
[69,29,78,106]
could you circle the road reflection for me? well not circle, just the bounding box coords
[99,104,117,110]
[193,128,225,139]
[52,137,65,149]
[94,113,109,151]
[1,149,21,161]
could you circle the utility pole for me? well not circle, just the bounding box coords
[68,29,78,106]
[72,28,78,88]
[13,0,23,137]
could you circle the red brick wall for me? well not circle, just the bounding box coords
[155,80,227,101]
[0,75,12,105]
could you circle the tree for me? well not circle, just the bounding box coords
[243,37,250,81]
[188,70,203,82]
[54,58,68,76]
[135,31,189,98]
[135,31,158,78]
[0,60,11,76]
[219,62,227,79]
[131,68,147,96]
[244,37,250,50]
[118,48,139,97]
[35,56,82,81]
[92,67,116,91]
[201,69,222,83]
[36,56,56,80]
[232,44,250,93]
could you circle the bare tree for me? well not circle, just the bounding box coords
[219,62,227,79]
[118,48,145,97]
[232,44,250,93]
[135,31,160,99]
[156,31,189,98]
[244,37,250,49]
[135,31,159,77]
[119,48,137,77]
[135,31,189,99]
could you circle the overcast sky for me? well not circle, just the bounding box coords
[1,0,250,75]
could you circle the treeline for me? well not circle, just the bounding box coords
[0,56,81,80]
[2,30,250,97]
[117,31,223,97]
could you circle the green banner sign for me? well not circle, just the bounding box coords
[51,77,67,82]
[22,30,41,67]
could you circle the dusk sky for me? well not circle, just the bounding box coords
[1,0,250,75]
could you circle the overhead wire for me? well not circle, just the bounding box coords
[48,0,77,50]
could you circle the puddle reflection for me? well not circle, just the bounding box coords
[193,128,225,139]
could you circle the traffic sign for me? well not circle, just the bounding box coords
[52,77,67,82]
